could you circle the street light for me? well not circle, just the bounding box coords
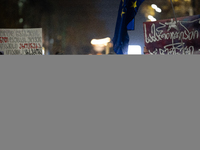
[148,15,157,21]
[151,4,162,13]
[91,37,111,55]
[155,8,162,13]
[151,4,157,9]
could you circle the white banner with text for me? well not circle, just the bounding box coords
[0,28,42,55]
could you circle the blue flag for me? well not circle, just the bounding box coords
[112,0,145,54]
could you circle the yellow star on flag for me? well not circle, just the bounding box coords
[121,10,125,17]
[131,1,137,9]
[121,0,125,17]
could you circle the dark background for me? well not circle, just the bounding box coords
[1,0,200,54]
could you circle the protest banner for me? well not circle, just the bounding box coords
[143,15,200,55]
[0,28,43,55]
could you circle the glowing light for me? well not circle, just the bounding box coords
[91,37,111,53]
[91,37,111,46]
[155,8,162,13]
[19,18,23,23]
[151,4,157,9]
[42,47,45,55]
[128,45,142,55]
[148,15,157,21]
[151,4,162,13]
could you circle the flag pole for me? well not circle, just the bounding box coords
[170,0,178,26]
[170,0,184,48]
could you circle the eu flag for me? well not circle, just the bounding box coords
[112,0,145,54]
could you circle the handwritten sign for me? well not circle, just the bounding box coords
[143,15,200,55]
[0,28,42,55]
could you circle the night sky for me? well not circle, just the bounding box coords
[0,0,151,54]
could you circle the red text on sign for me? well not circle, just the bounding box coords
[19,43,42,49]
[0,37,9,43]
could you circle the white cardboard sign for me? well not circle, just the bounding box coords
[0,28,42,55]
